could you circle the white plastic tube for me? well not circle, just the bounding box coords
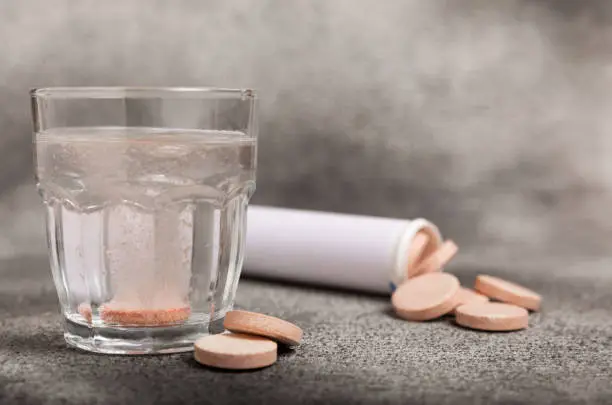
[243,206,443,294]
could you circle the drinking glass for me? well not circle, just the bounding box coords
[31,87,257,354]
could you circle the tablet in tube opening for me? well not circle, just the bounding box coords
[391,218,443,291]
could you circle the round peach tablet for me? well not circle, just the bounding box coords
[194,333,277,370]
[474,274,541,311]
[452,288,489,313]
[412,240,458,277]
[391,272,460,321]
[224,310,303,346]
[407,231,431,278]
[455,302,529,331]
[100,304,191,326]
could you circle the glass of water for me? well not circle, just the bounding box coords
[31,87,257,354]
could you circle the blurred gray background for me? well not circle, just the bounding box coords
[2,0,612,263]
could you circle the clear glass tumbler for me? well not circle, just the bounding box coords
[31,87,257,354]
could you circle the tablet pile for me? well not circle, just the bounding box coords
[392,231,541,331]
[194,310,303,370]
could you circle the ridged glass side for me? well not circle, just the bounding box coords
[36,127,255,354]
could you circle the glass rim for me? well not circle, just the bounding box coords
[30,86,256,100]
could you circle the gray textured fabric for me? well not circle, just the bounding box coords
[1,254,611,404]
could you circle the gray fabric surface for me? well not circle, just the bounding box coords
[1,253,610,405]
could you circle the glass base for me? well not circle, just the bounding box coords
[63,316,224,355]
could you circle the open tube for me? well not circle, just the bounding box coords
[243,206,443,294]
